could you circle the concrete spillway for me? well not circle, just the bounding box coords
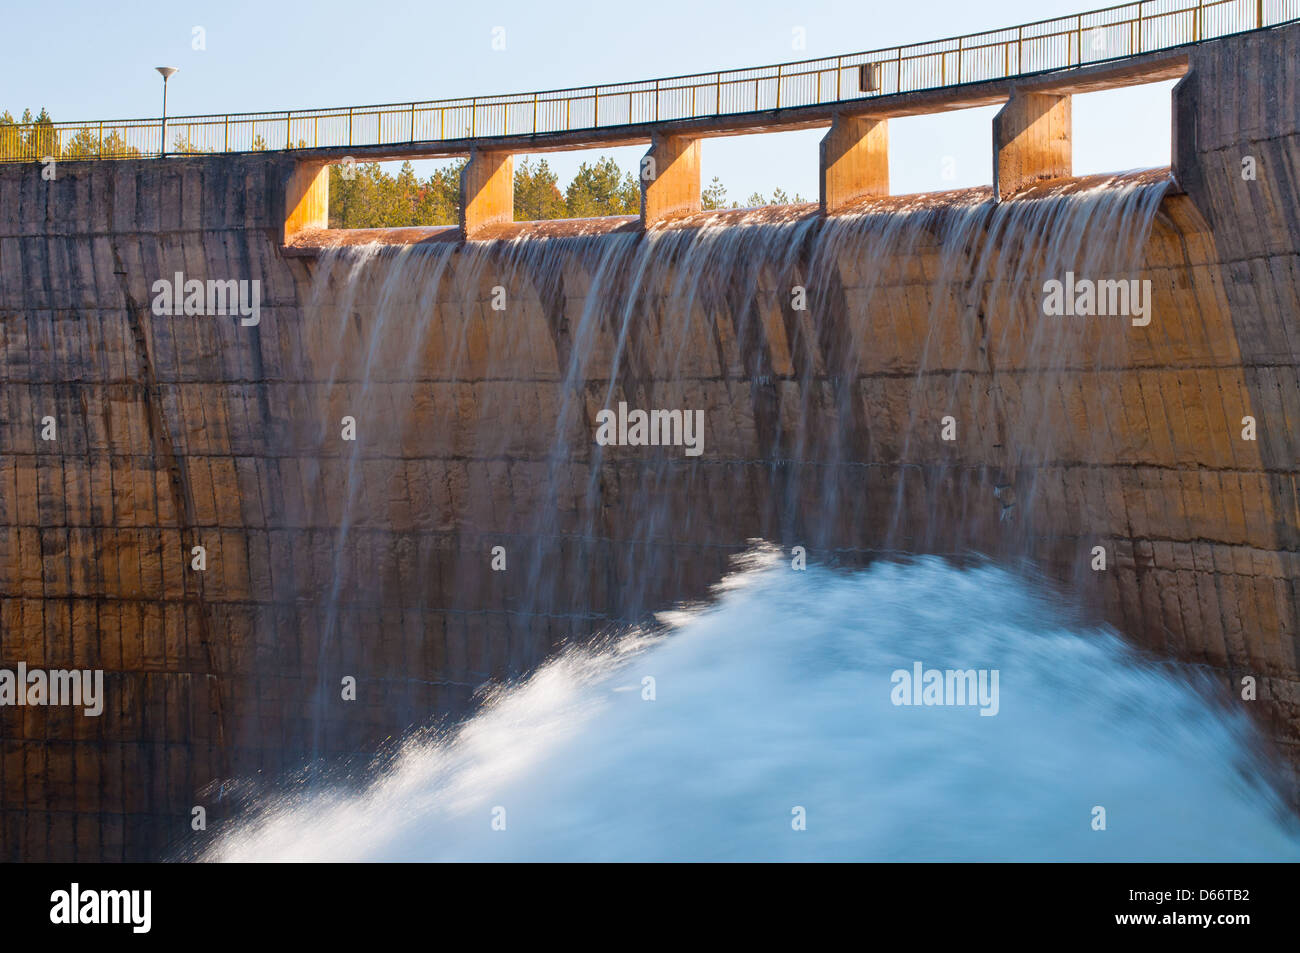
[0,23,1298,860]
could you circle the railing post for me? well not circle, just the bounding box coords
[348,108,353,147]
[1017,25,1024,72]
[594,90,599,126]
[957,36,962,83]
[1076,14,1082,65]
[98,121,103,155]
[410,103,416,142]
[896,48,902,93]
[534,92,539,133]
[286,113,291,149]
[1257,0,1264,28]
[224,116,229,152]
[836,56,842,100]
[716,72,721,112]
[655,79,660,121]
[472,97,477,137]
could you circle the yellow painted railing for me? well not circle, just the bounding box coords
[1,0,1295,162]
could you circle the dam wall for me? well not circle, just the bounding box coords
[1,22,1298,860]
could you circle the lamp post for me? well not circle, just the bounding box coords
[156,67,178,157]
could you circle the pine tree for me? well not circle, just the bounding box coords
[701,176,729,210]
[514,158,566,221]
[565,156,639,217]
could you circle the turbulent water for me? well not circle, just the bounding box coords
[208,550,1300,862]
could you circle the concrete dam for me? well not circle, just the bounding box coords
[1,8,1299,860]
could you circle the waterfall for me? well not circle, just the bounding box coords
[289,173,1172,733]
[198,170,1300,860]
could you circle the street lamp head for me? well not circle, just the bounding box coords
[156,67,178,158]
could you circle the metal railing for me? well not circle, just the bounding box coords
[1,0,1295,163]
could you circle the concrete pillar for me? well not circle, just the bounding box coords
[819,114,889,214]
[1170,74,1194,194]
[640,132,701,226]
[992,89,1071,200]
[460,149,514,240]
[282,160,329,243]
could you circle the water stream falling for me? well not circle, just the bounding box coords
[214,173,1300,858]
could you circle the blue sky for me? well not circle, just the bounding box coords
[2,0,1176,199]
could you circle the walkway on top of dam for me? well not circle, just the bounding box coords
[2,0,1297,164]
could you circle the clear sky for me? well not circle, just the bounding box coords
[2,0,1176,200]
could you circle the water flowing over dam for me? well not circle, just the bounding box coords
[1,17,1298,861]
[290,173,1175,758]
[203,172,1292,861]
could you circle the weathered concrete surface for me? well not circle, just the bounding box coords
[284,161,330,244]
[1166,20,1300,766]
[460,150,514,239]
[994,89,1073,199]
[820,115,889,213]
[1,22,1298,861]
[640,132,701,226]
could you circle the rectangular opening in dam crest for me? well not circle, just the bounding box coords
[888,105,1000,195]
[700,128,823,210]
[328,156,465,229]
[1071,81,1176,177]
[510,145,645,222]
